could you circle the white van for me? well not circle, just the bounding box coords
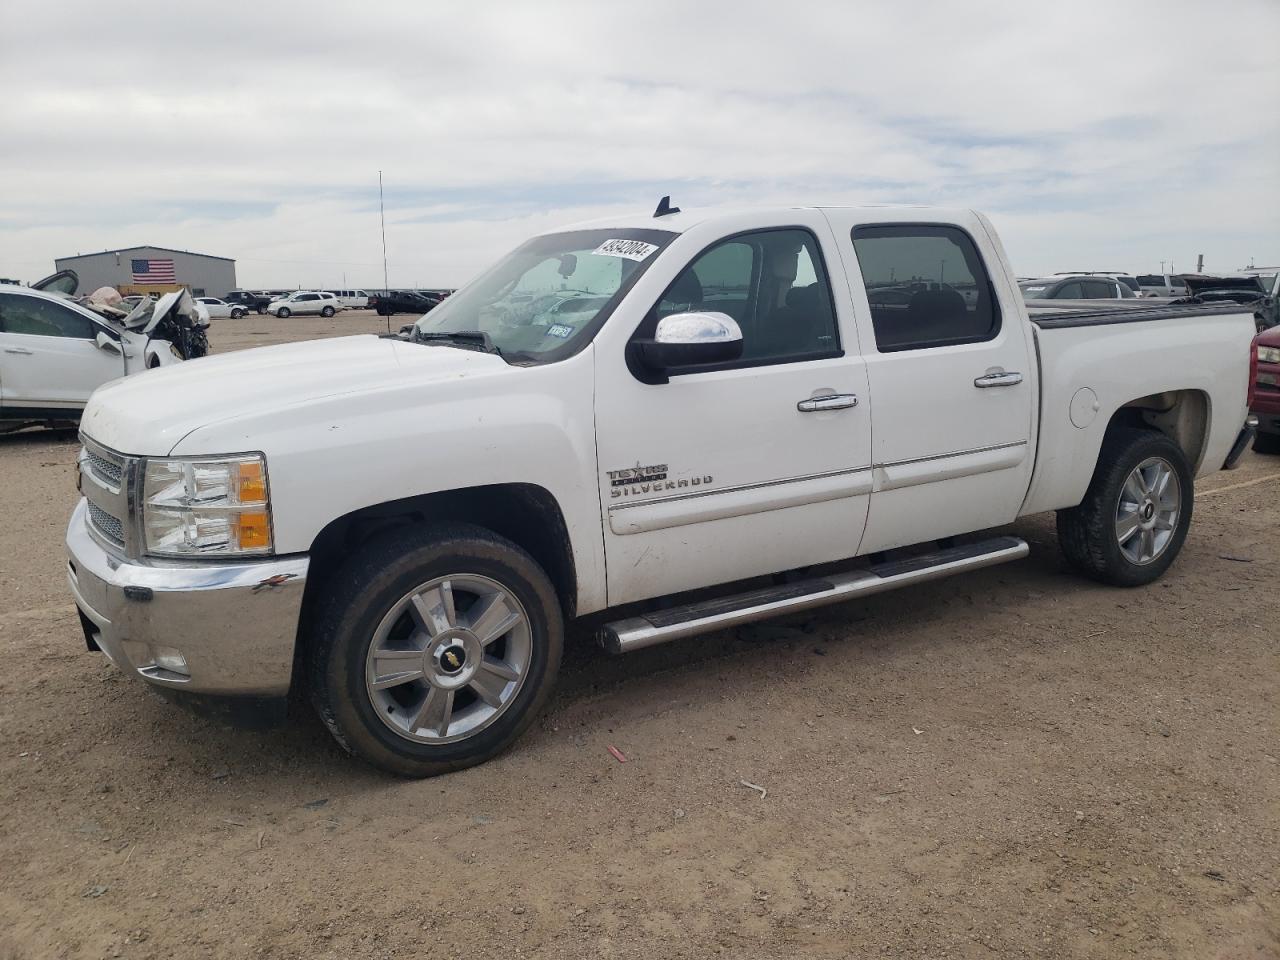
[324,289,371,309]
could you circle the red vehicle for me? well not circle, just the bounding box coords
[1253,326,1280,454]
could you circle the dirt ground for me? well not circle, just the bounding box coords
[1,311,1276,959]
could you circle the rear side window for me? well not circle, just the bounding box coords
[1055,281,1084,299]
[0,293,95,339]
[851,225,1000,352]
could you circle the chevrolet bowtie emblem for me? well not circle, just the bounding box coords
[445,651,461,669]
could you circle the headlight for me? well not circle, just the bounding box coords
[142,454,273,557]
[1258,345,1280,364]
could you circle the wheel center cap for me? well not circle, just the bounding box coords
[436,644,467,675]
[1141,500,1156,522]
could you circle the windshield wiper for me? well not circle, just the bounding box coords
[414,330,502,355]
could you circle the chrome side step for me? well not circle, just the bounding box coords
[598,535,1029,654]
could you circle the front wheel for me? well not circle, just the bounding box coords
[1057,427,1193,587]
[308,523,564,777]
[231,308,245,319]
[276,307,290,318]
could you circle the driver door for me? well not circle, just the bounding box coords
[594,215,873,607]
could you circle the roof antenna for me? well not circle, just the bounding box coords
[653,195,680,218]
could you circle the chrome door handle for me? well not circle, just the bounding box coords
[797,393,858,412]
[3,347,33,355]
[974,370,1023,388]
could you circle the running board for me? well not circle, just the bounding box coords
[598,535,1029,654]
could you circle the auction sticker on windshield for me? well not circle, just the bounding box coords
[593,239,659,261]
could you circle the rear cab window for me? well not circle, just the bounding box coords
[850,224,1000,352]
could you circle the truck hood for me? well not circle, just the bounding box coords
[81,334,511,455]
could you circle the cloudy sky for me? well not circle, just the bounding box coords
[1,0,1277,288]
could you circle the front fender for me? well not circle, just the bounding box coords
[170,351,607,612]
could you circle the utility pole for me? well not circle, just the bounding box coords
[379,170,390,334]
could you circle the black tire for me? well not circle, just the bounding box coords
[1056,426,1193,587]
[1253,430,1280,455]
[276,307,290,318]
[231,308,245,319]
[307,523,563,777]
[256,306,266,315]
[321,306,336,317]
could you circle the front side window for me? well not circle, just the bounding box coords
[413,228,676,363]
[0,293,95,338]
[851,225,999,352]
[638,228,839,367]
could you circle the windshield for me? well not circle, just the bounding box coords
[412,228,676,362]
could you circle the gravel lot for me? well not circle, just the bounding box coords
[1,311,1276,959]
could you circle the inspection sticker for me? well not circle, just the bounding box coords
[592,238,659,261]
[547,323,574,339]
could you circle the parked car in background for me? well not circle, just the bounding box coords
[371,289,444,317]
[0,281,190,431]
[1252,325,1280,453]
[1136,274,1189,298]
[1020,275,1132,300]
[195,297,248,320]
[223,290,272,314]
[266,291,341,318]
[1054,271,1142,297]
[324,289,372,310]
[64,203,1257,776]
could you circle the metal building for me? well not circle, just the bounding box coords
[53,245,236,297]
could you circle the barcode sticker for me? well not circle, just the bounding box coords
[592,239,659,261]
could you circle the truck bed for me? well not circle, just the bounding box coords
[1028,301,1253,329]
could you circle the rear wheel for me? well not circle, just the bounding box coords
[308,524,563,777]
[321,305,336,317]
[1253,430,1280,455]
[1057,427,1193,587]
[276,307,291,318]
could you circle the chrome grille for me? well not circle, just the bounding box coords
[87,501,125,546]
[79,435,136,555]
[84,447,123,488]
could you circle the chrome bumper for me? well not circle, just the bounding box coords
[65,499,309,697]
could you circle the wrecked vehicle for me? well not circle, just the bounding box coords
[1175,275,1276,331]
[66,203,1257,777]
[0,271,206,431]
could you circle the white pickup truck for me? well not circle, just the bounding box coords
[65,204,1258,776]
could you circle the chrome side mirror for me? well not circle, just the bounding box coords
[637,311,743,376]
[95,331,122,354]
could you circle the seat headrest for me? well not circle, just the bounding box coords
[907,288,966,322]
[785,284,820,311]
[666,268,703,307]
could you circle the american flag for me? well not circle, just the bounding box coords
[130,258,176,283]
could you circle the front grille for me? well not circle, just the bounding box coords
[87,501,125,546]
[84,447,123,488]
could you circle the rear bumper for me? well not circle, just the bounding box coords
[65,499,309,701]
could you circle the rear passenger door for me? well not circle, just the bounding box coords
[823,215,1036,553]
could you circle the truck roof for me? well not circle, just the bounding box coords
[555,204,981,235]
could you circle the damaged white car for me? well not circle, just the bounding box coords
[0,271,208,432]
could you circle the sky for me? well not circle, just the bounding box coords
[1,0,1277,289]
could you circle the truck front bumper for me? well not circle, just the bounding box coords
[65,499,309,716]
